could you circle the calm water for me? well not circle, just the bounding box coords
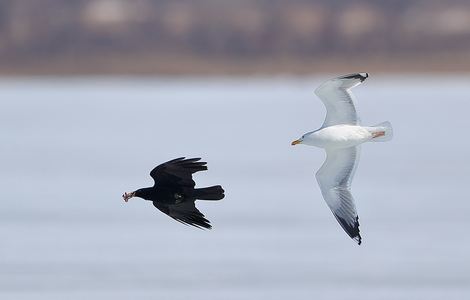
[1,76,469,299]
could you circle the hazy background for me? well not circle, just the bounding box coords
[1,0,470,75]
[1,1,470,300]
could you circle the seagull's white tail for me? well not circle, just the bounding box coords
[368,121,393,142]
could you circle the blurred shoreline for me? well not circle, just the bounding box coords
[2,53,470,76]
[2,0,470,76]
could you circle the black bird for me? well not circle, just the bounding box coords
[123,157,224,229]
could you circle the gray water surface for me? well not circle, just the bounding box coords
[1,76,469,299]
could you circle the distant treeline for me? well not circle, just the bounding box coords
[1,0,470,74]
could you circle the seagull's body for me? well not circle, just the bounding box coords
[303,125,375,149]
[291,73,392,245]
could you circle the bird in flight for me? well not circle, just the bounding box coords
[291,73,392,244]
[123,157,224,229]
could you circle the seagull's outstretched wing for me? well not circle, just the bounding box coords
[153,201,212,229]
[315,146,362,244]
[150,157,207,188]
[315,73,368,127]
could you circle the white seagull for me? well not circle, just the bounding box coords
[291,73,392,245]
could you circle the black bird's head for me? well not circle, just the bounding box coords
[123,188,152,202]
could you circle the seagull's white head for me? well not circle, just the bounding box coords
[291,131,316,146]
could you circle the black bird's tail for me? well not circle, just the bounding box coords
[193,185,225,200]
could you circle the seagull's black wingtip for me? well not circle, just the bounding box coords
[354,234,362,245]
[352,215,362,245]
[361,72,369,81]
[335,214,362,245]
[340,73,369,82]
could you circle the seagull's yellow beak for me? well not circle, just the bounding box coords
[291,139,302,145]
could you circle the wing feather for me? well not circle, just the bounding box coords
[153,201,212,229]
[315,146,362,244]
[315,73,368,127]
[150,157,207,188]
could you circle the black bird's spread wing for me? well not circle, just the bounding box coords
[153,201,212,229]
[150,157,207,188]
